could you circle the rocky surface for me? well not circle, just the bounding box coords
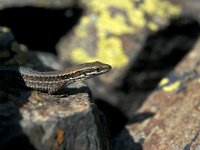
[0,0,80,8]
[56,0,200,119]
[1,1,200,149]
[0,83,111,150]
[113,38,200,149]
[1,0,198,120]
[0,27,111,150]
[176,0,200,19]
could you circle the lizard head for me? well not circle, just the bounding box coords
[67,61,112,81]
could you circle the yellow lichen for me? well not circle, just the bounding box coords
[96,37,128,68]
[128,8,146,28]
[74,16,90,38]
[159,78,170,86]
[74,28,88,38]
[70,0,181,68]
[70,37,128,68]
[162,81,181,92]
[70,48,92,63]
[81,16,90,25]
[96,11,133,38]
[159,77,181,92]
[147,22,159,31]
[141,0,181,17]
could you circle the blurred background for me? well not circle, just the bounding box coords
[0,0,200,149]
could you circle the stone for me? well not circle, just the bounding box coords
[114,38,200,149]
[0,82,111,150]
[0,0,80,9]
[0,25,111,150]
[56,0,195,119]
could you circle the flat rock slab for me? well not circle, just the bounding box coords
[0,82,111,150]
[114,39,200,150]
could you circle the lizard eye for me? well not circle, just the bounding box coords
[97,68,100,72]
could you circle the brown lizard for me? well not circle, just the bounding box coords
[0,61,112,94]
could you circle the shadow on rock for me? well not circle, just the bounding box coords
[0,69,35,150]
[128,112,155,125]
[95,99,128,138]
[0,7,83,54]
[118,16,200,117]
[112,128,143,150]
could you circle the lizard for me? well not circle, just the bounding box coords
[0,61,112,94]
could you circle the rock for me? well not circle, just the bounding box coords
[56,0,188,118]
[0,0,80,9]
[0,82,111,150]
[114,38,200,149]
[112,128,142,150]
[0,13,114,149]
[0,25,62,70]
[178,0,200,20]
[60,16,200,119]
[0,26,15,48]
[0,26,111,150]
[31,51,62,70]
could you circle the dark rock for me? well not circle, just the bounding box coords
[0,82,111,150]
[0,0,81,8]
[0,26,14,48]
[0,25,62,70]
